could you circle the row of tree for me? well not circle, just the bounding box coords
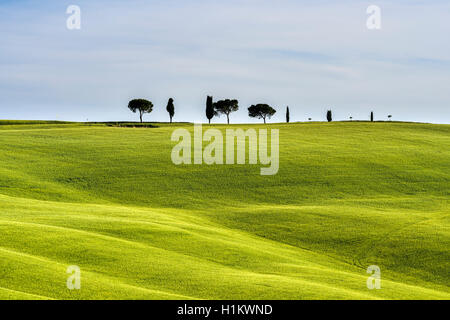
[128,98,385,124]
[129,97,277,124]
[205,97,277,124]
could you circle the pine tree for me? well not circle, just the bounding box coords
[248,104,276,124]
[214,99,239,124]
[128,99,153,123]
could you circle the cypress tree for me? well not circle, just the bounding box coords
[286,106,290,123]
[327,110,332,122]
[166,98,175,123]
[206,96,215,124]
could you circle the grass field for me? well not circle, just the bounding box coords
[0,121,448,300]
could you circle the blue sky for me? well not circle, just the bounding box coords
[0,0,449,123]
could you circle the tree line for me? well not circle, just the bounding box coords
[128,97,384,124]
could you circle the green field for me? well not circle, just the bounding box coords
[0,121,448,300]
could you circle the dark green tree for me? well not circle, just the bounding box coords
[286,106,290,123]
[166,98,175,123]
[128,99,153,123]
[206,96,216,124]
[213,99,239,124]
[248,104,276,124]
[327,110,332,122]
[371,111,374,122]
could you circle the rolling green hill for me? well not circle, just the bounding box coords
[0,121,448,299]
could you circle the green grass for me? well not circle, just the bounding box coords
[0,121,448,300]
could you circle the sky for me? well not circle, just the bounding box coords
[0,0,449,124]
